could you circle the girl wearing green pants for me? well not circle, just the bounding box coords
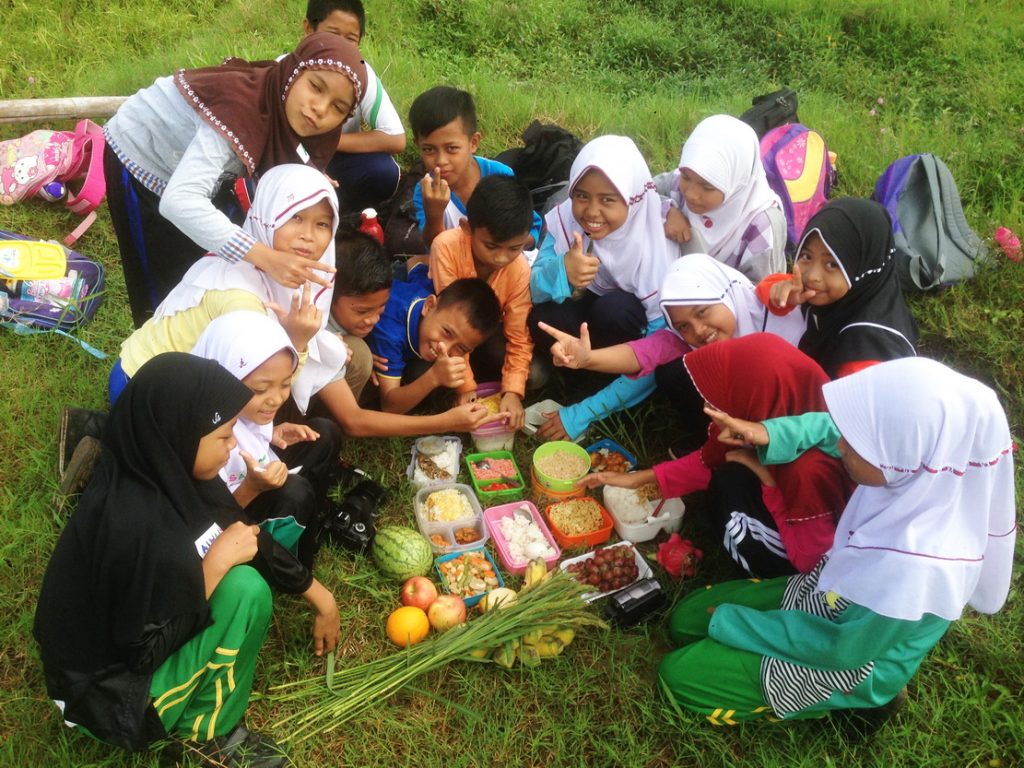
[659,358,1016,726]
[35,353,285,766]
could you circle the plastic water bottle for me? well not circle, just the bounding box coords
[359,208,385,245]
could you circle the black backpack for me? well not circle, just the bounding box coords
[495,120,583,213]
[738,88,799,139]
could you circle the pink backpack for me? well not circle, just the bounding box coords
[0,119,107,246]
[759,123,837,253]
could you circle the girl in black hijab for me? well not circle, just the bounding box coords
[760,197,918,378]
[34,353,282,763]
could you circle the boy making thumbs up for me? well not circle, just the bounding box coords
[368,263,502,414]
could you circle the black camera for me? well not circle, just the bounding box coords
[319,479,389,552]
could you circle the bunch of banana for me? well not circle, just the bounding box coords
[464,559,591,667]
[488,559,577,666]
[519,557,551,593]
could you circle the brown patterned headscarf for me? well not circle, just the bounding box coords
[175,32,366,176]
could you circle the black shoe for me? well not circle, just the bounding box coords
[59,407,107,476]
[327,460,373,492]
[55,435,102,505]
[194,725,288,768]
[833,687,908,741]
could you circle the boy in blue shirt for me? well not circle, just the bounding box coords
[409,85,542,248]
[368,265,502,414]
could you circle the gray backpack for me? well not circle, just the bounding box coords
[871,153,988,290]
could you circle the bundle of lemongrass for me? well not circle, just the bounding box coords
[269,570,606,742]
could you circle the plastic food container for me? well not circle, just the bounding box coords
[602,487,685,543]
[414,484,487,555]
[560,541,653,602]
[465,450,525,505]
[543,497,614,549]
[483,500,561,575]
[406,435,462,488]
[530,468,587,509]
[585,438,637,473]
[533,440,592,492]
[522,399,563,438]
[522,399,589,443]
[469,382,515,452]
[435,547,505,608]
[470,419,516,452]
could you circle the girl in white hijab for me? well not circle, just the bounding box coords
[529,135,679,441]
[191,311,345,659]
[113,163,347,412]
[540,254,805,436]
[658,357,1016,725]
[662,115,786,281]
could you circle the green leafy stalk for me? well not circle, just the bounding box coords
[269,571,606,742]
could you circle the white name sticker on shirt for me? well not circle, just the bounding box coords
[195,523,224,559]
[296,143,310,164]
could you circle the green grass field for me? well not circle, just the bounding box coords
[2,0,1023,766]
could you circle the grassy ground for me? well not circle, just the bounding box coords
[2,0,1023,766]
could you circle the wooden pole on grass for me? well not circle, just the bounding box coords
[0,97,128,124]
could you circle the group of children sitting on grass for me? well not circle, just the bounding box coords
[32,0,1016,764]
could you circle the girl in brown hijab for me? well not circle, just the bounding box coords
[103,33,367,326]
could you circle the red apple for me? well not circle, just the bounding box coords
[427,594,467,632]
[400,576,438,611]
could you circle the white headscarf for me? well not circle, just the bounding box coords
[544,135,678,321]
[672,115,781,266]
[658,254,805,347]
[154,163,346,411]
[819,358,1016,622]
[191,311,299,492]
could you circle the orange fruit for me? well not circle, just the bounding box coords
[386,606,431,647]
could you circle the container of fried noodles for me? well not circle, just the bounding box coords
[543,496,613,549]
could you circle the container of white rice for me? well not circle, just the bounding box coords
[483,500,561,574]
[602,482,685,542]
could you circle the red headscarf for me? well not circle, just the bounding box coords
[174,32,366,176]
[684,333,853,566]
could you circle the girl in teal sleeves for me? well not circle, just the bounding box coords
[658,357,1016,727]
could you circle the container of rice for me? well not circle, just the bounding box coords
[469,382,517,452]
[414,484,488,554]
[483,500,561,574]
[543,497,613,548]
[532,440,591,492]
[406,435,462,488]
[602,483,685,543]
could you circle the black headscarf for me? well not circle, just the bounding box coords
[796,197,918,377]
[34,353,252,749]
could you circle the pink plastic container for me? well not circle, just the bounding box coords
[471,382,515,451]
[483,500,561,575]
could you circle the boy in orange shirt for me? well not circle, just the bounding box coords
[428,175,534,429]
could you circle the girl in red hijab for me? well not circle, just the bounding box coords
[103,33,367,326]
[583,333,852,576]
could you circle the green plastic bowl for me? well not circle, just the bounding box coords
[532,440,591,492]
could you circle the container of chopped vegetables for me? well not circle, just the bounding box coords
[434,547,505,607]
[414,484,488,555]
[465,450,525,505]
